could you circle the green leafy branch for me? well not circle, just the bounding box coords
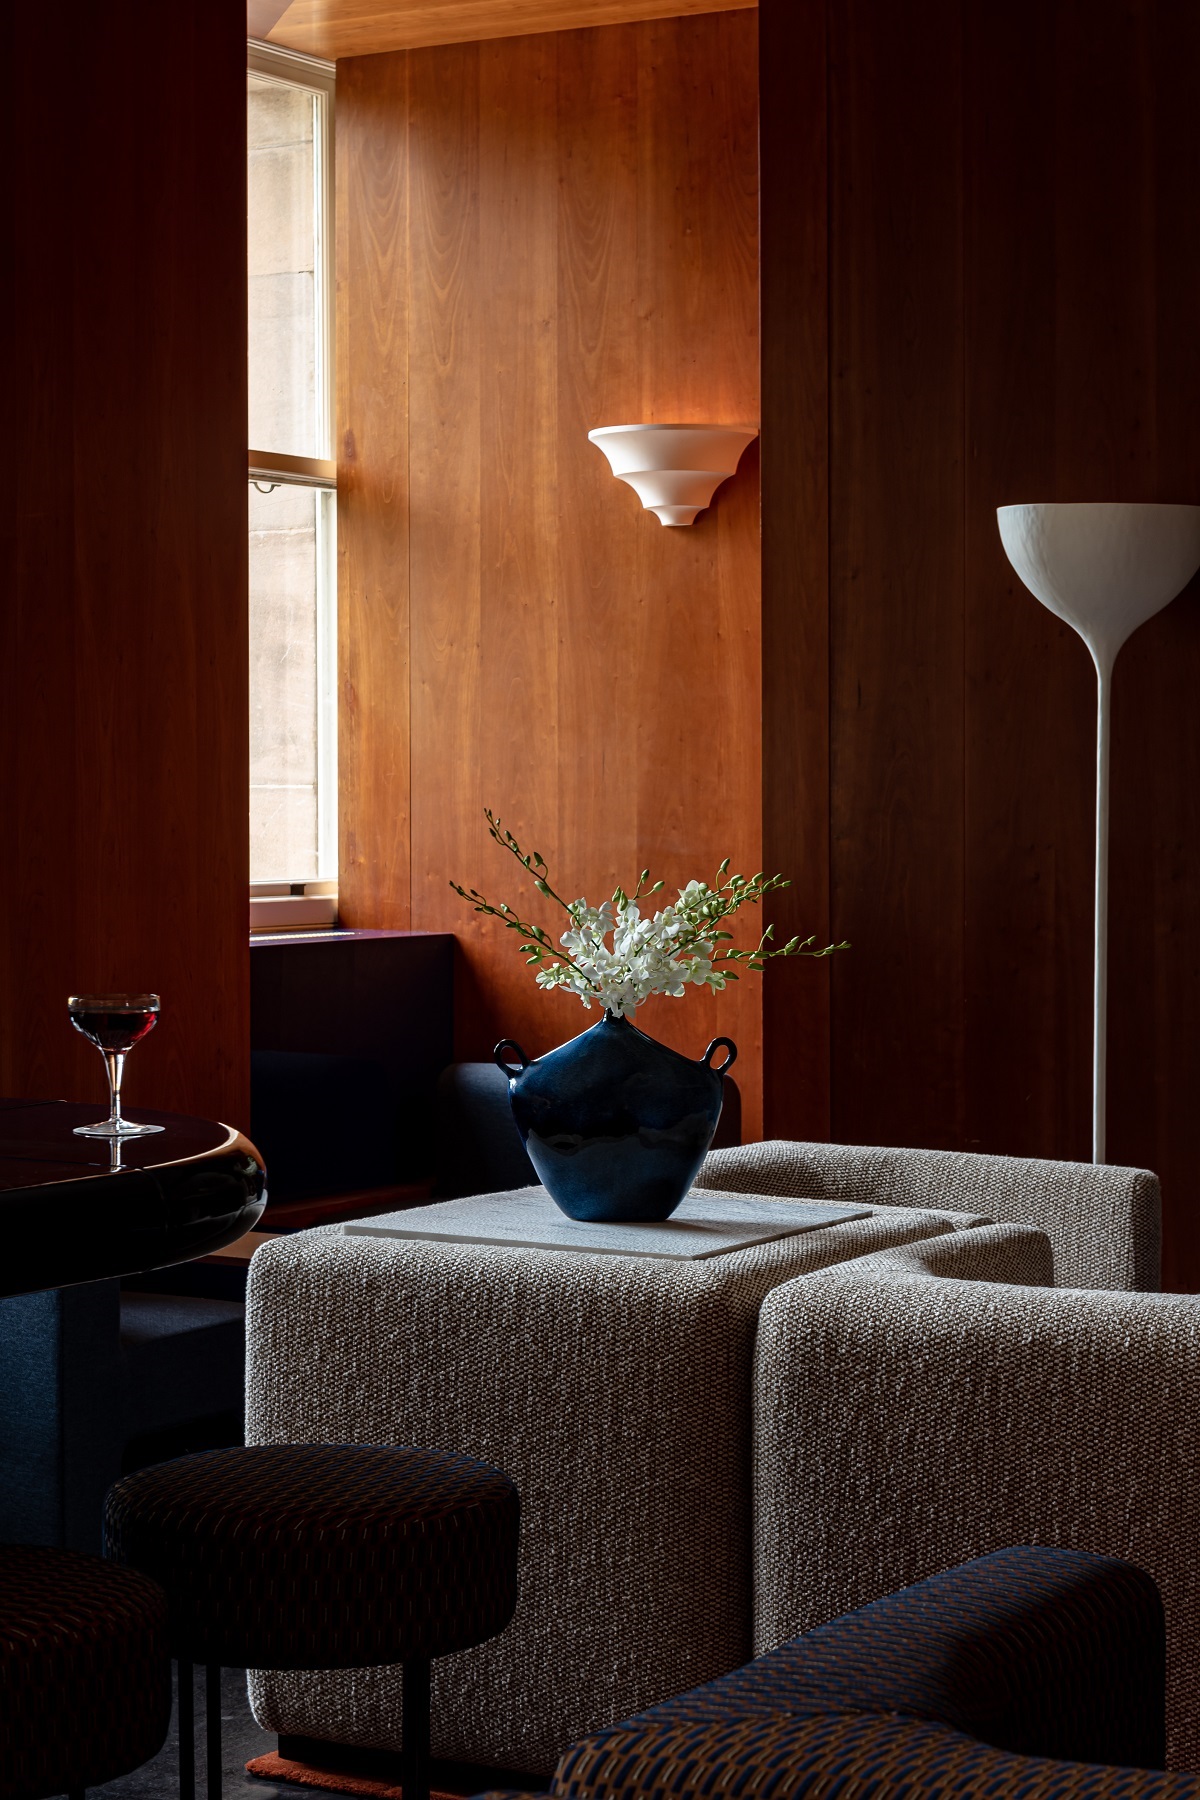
[450,811,848,1005]
[449,811,598,989]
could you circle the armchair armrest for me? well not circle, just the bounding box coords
[700,1138,1160,1290]
[778,1716,1198,1800]
[545,1714,1198,1800]
[534,1545,1169,1797]
[753,1254,1200,1764]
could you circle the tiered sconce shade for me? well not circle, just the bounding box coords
[588,424,758,526]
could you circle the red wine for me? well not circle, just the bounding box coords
[69,1004,158,1054]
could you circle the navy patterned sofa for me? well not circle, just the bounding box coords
[476,1547,1200,1798]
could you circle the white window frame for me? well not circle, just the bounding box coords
[247,39,339,933]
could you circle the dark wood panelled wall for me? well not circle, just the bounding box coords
[763,0,1200,1287]
[2,3,250,1125]
[340,1,1200,1283]
[338,14,766,1131]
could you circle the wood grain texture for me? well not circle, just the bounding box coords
[827,0,967,1151]
[247,0,292,39]
[334,0,1200,1280]
[961,0,1200,1286]
[1074,0,1200,1290]
[963,0,1096,1171]
[758,0,831,1141]
[337,15,764,1132]
[756,0,1200,1284]
[2,2,250,1129]
[337,50,413,929]
[268,0,753,59]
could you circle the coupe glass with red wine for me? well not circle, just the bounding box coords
[67,993,165,1138]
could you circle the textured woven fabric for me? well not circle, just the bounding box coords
[753,1249,1200,1765]
[840,1221,1055,1289]
[105,1444,519,1668]
[0,1543,170,1800]
[547,1713,1200,1800]
[568,1547,1164,1770]
[244,1200,993,1770]
[473,1550,1176,1799]
[699,1138,1160,1291]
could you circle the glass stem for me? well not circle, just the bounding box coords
[104,1050,126,1129]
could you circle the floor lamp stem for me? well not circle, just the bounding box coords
[1092,649,1113,1165]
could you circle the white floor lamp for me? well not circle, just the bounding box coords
[996,502,1200,1163]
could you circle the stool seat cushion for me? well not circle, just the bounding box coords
[0,1544,170,1800]
[105,1443,520,1670]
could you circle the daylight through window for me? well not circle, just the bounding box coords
[247,43,336,904]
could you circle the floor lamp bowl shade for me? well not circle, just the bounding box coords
[996,499,1200,1165]
[997,502,1200,668]
[588,424,757,526]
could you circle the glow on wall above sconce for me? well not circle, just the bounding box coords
[587,424,758,526]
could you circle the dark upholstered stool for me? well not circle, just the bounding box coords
[0,1544,171,1800]
[105,1443,521,1800]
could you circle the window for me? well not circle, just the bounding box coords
[247,40,337,930]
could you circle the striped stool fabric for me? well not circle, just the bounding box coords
[105,1444,520,1800]
[0,1544,170,1800]
[104,1443,520,1667]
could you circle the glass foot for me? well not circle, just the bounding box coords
[73,1120,165,1138]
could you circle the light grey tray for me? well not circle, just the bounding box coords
[344,1186,871,1262]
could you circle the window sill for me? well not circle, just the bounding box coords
[249,892,339,932]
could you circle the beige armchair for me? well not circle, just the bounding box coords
[752,1228,1200,1767]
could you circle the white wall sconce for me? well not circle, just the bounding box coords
[588,424,758,526]
[997,501,1200,1165]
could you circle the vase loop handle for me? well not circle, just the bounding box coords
[702,1036,738,1076]
[494,1039,531,1077]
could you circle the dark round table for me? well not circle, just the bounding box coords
[0,1099,266,1299]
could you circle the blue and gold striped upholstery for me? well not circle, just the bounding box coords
[474,1549,1185,1800]
[0,1543,170,1800]
[613,1546,1165,1767]
[546,1713,1199,1800]
[105,1443,520,1668]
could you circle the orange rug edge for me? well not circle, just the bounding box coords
[245,1750,462,1798]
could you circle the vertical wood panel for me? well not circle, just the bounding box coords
[828,0,966,1150]
[1103,1,1200,1289]
[338,53,414,928]
[628,13,762,1109]
[963,0,1094,1164]
[406,43,489,1047]
[962,0,1200,1285]
[339,15,763,1120]
[552,20,641,1053]
[792,0,1200,1282]
[3,2,249,1127]
[466,32,563,1048]
[758,0,831,1142]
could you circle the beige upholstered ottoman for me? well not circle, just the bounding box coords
[243,1188,998,1773]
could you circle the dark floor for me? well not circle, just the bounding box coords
[88,1669,541,1799]
[93,1665,312,1797]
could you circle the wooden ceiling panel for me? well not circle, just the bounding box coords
[260,0,754,61]
[248,0,292,39]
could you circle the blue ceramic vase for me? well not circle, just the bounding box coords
[493,1012,737,1223]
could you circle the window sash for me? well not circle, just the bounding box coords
[247,39,335,465]
[248,40,338,908]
